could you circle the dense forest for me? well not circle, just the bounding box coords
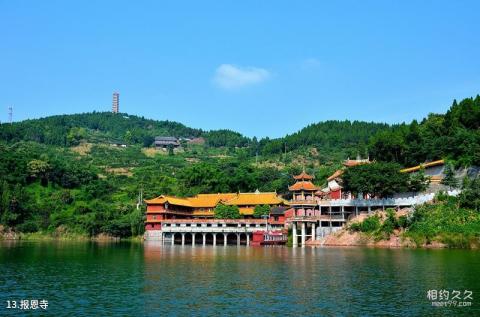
[0,95,479,239]
[369,96,480,167]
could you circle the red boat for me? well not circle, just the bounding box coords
[251,230,288,246]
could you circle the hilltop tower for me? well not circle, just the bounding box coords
[112,92,119,113]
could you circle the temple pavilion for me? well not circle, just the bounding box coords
[288,170,320,217]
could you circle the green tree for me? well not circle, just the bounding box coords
[407,169,430,193]
[214,204,241,219]
[459,178,480,211]
[27,159,51,186]
[253,204,270,218]
[66,127,87,146]
[441,163,458,189]
[368,130,406,163]
[167,144,174,156]
[124,130,133,144]
[342,162,408,198]
[142,135,155,147]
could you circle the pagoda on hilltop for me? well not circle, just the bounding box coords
[288,170,319,217]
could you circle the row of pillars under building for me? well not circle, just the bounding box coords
[292,221,316,247]
[163,232,250,246]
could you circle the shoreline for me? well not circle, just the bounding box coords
[1,233,477,249]
[0,230,143,243]
[313,229,480,249]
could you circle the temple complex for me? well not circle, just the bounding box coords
[144,157,450,247]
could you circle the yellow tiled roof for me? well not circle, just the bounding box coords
[190,193,237,207]
[144,195,192,207]
[224,192,284,206]
[400,159,445,173]
[239,207,254,215]
[191,210,215,216]
[145,192,283,208]
[327,169,344,181]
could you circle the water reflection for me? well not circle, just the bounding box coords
[143,243,480,316]
[1,241,479,316]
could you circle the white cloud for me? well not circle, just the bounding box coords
[213,64,270,89]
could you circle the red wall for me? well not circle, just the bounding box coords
[252,231,264,242]
[147,204,165,212]
[146,214,164,221]
[330,189,341,200]
[145,223,161,230]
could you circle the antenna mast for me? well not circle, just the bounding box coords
[8,106,13,124]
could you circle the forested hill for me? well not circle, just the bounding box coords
[258,120,389,155]
[0,111,252,148]
[0,112,204,146]
[0,95,479,165]
[369,95,480,167]
[0,111,390,158]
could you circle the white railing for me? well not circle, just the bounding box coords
[160,226,268,234]
[317,190,460,207]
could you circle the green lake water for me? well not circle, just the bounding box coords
[1,241,479,316]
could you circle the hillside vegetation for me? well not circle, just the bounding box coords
[0,96,479,239]
[347,186,480,248]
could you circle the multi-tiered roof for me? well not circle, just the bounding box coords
[289,170,318,192]
[288,170,319,206]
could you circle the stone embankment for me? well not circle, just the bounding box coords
[306,208,448,248]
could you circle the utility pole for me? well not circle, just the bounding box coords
[8,106,13,124]
[136,184,144,210]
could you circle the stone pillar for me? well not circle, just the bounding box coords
[311,222,316,241]
[213,233,217,246]
[223,233,227,246]
[181,233,185,246]
[192,233,196,246]
[237,233,241,246]
[171,233,175,246]
[202,233,206,246]
[292,222,298,247]
[301,222,306,247]
[246,234,250,246]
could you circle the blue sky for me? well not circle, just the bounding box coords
[1,1,479,138]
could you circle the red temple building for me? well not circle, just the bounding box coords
[144,191,285,231]
[143,191,289,245]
